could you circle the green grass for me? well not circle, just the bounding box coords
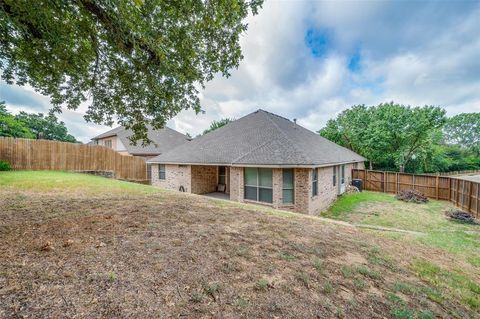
[0,171,160,194]
[411,259,479,310]
[323,191,480,311]
[322,192,480,268]
[323,191,397,218]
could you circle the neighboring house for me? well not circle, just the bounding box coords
[91,126,189,178]
[148,110,365,214]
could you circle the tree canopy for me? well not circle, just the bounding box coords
[15,112,77,142]
[319,102,450,172]
[443,113,480,156]
[0,101,34,138]
[202,118,234,135]
[0,0,263,142]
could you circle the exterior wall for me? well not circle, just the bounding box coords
[227,167,311,214]
[229,167,244,202]
[308,162,361,215]
[151,161,365,215]
[97,136,118,150]
[225,167,230,194]
[291,168,310,214]
[151,164,191,192]
[309,166,339,214]
[191,165,217,194]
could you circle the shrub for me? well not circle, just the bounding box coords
[395,189,428,203]
[0,160,11,171]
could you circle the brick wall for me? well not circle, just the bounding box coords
[291,168,310,213]
[309,166,338,214]
[229,167,244,202]
[151,164,191,192]
[191,165,218,194]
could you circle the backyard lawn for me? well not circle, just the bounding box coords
[323,191,480,311]
[1,172,479,318]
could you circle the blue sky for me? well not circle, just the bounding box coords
[1,0,480,142]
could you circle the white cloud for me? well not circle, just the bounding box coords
[2,1,480,142]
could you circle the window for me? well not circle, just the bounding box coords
[104,139,112,148]
[353,162,358,169]
[218,166,226,185]
[147,164,152,179]
[341,164,345,184]
[244,168,273,203]
[159,164,166,180]
[312,168,318,197]
[282,168,294,204]
[333,166,337,187]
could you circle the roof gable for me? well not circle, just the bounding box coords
[92,126,189,155]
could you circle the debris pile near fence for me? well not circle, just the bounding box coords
[0,137,147,181]
[352,169,479,219]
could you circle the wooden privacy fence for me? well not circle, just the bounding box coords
[0,137,147,181]
[352,169,480,219]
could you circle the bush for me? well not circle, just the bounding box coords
[395,189,428,203]
[0,160,11,171]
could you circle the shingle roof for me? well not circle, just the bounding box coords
[92,126,189,155]
[148,110,365,166]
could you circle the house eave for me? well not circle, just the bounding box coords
[147,159,365,168]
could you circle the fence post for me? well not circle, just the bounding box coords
[383,171,386,192]
[365,169,368,191]
[476,183,480,218]
[435,175,439,200]
[455,178,460,206]
[394,173,397,194]
[468,181,473,212]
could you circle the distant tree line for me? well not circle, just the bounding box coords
[0,101,77,143]
[319,102,479,174]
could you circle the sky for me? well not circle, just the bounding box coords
[1,0,480,143]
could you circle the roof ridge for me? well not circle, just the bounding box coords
[261,111,312,163]
[231,138,276,164]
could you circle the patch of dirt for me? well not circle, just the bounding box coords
[0,188,478,318]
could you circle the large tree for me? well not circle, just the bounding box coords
[0,101,34,138]
[0,0,263,142]
[15,112,77,142]
[443,113,480,156]
[319,102,446,172]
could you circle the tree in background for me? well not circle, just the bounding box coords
[15,112,77,142]
[444,113,480,156]
[202,118,234,135]
[0,0,263,143]
[0,101,34,138]
[319,102,447,173]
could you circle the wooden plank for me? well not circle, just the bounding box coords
[468,181,473,212]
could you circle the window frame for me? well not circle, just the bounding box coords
[159,164,166,180]
[282,168,294,204]
[104,139,112,148]
[341,164,345,185]
[312,168,318,197]
[244,167,273,203]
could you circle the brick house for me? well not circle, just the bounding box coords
[148,110,365,214]
[91,126,189,178]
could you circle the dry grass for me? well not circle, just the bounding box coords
[0,172,478,318]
